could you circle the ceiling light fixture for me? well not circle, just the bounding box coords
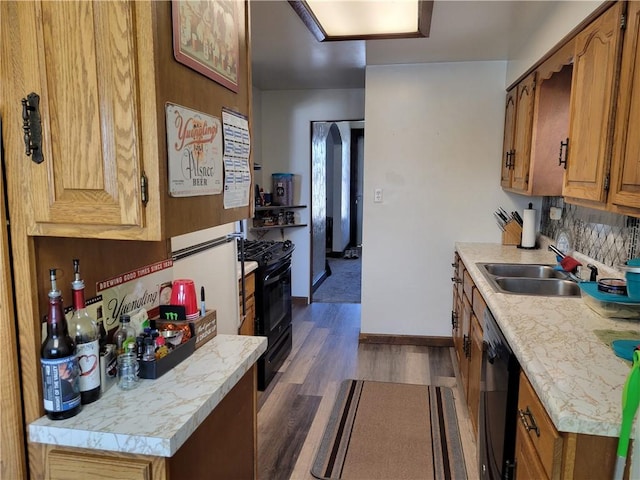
[288,0,433,42]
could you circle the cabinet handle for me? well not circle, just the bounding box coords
[21,92,44,164]
[505,151,511,168]
[463,334,470,357]
[451,276,462,284]
[558,138,569,169]
[509,149,516,168]
[451,311,458,329]
[518,406,540,437]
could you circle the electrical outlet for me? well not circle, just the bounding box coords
[374,188,383,203]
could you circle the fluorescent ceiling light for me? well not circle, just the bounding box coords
[289,0,433,42]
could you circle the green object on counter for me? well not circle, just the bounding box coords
[593,329,640,347]
[614,349,640,480]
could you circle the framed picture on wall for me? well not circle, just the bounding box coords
[171,0,240,93]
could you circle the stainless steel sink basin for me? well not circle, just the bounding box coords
[476,262,581,297]
[494,277,581,296]
[480,263,568,279]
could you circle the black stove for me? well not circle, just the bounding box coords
[238,239,294,390]
[241,239,294,267]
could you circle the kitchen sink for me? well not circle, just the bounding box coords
[494,277,581,296]
[480,263,568,279]
[477,262,581,297]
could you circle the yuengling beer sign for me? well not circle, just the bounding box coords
[166,103,223,196]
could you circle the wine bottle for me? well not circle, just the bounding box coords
[68,259,101,404]
[40,268,81,420]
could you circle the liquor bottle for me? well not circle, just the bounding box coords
[113,314,136,355]
[40,268,81,420]
[68,259,101,404]
[97,318,107,355]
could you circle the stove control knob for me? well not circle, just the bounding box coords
[283,240,292,250]
[262,252,272,263]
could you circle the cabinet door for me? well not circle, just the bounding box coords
[518,372,563,479]
[510,72,537,192]
[452,286,464,368]
[458,295,472,395]
[515,420,550,480]
[609,1,640,210]
[501,89,517,188]
[467,313,483,436]
[3,1,153,238]
[563,2,625,203]
[47,449,160,480]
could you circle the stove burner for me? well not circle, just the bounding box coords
[240,239,295,267]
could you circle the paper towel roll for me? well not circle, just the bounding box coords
[521,207,536,248]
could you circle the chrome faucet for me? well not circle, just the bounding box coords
[548,244,565,259]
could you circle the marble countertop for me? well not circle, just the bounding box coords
[29,334,267,457]
[456,242,638,438]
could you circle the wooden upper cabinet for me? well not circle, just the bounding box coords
[39,3,148,234]
[1,1,252,241]
[609,1,640,212]
[563,1,625,205]
[501,73,536,193]
[500,89,517,188]
[510,73,536,192]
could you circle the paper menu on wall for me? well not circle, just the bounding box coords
[222,108,251,209]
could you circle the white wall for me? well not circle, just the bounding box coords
[258,89,366,299]
[506,1,602,85]
[361,62,534,337]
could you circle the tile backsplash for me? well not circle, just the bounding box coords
[540,197,640,266]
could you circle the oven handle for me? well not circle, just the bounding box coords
[264,261,291,286]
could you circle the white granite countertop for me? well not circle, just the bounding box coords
[29,334,267,457]
[456,242,638,438]
[237,260,258,280]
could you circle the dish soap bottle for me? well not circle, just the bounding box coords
[68,259,101,404]
[40,268,81,420]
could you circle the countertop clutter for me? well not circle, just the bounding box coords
[456,242,634,438]
[29,334,267,457]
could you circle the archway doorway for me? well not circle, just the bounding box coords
[310,121,364,303]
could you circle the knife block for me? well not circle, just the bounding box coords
[502,220,523,246]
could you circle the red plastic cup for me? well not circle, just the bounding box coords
[170,279,198,319]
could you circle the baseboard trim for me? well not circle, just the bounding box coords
[292,296,309,305]
[358,333,453,347]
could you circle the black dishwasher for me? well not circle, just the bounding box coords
[479,308,521,480]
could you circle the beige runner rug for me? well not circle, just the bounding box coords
[311,380,467,480]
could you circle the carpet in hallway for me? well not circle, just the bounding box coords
[311,379,467,480]
[313,256,361,303]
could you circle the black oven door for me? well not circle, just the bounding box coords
[261,259,292,340]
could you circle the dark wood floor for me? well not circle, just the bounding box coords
[257,302,479,480]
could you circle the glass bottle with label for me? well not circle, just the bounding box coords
[40,268,81,420]
[68,259,101,404]
[113,314,136,355]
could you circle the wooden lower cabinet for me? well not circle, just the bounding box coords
[452,253,484,435]
[42,367,257,480]
[515,371,629,480]
[239,271,256,336]
[467,312,483,435]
